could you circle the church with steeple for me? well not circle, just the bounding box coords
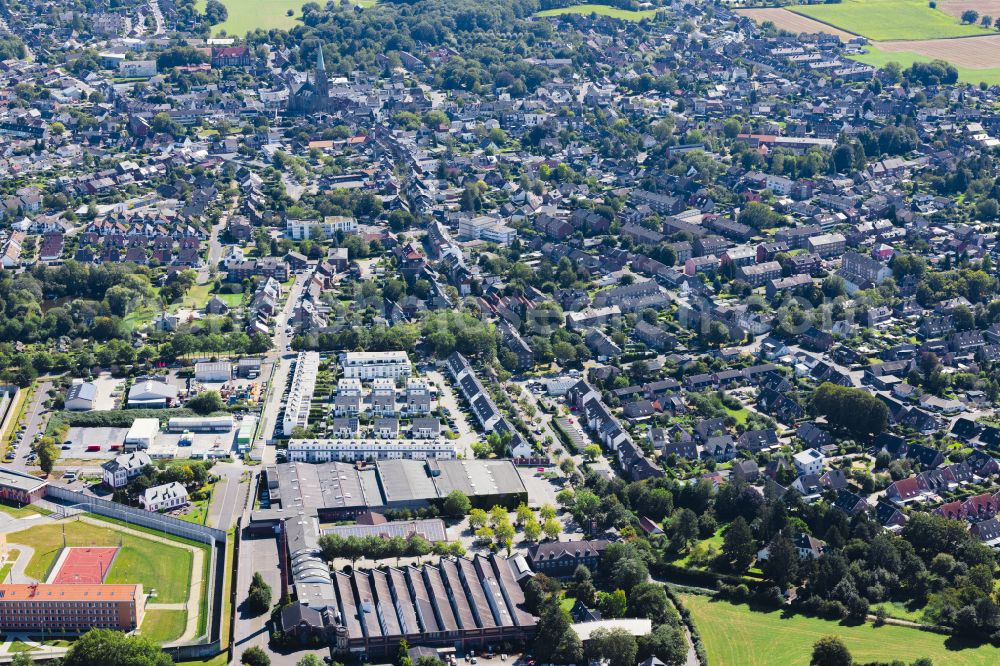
[287,45,336,115]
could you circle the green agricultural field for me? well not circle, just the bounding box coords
[8,520,193,604]
[536,3,659,21]
[791,0,991,41]
[202,0,302,36]
[141,609,187,643]
[682,593,1000,666]
[851,46,1000,86]
[204,0,375,37]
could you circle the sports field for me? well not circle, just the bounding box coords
[791,0,992,40]
[8,520,194,604]
[681,594,1000,666]
[50,547,119,584]
[536,4,659,21]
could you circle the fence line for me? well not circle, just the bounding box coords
[39,485,228,656]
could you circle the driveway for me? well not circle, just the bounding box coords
[207,462,250,530]
[426,369,478,458]
[232,529,284,663]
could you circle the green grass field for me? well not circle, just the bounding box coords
[536,3,659,21]
[8,520,193,604]
[724,405,749,425]
[791,0,991,41]
[203,0,375,36]
[851,45,1000,85]
[0,502,47,518]
[0,548,19,583]
[141,609,187,643]
[201,0,301,36]
[682,594,1000,666]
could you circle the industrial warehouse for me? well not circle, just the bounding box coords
[252,458,528,525]
[277,513,536,658]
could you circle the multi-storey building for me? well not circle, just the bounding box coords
[806,233,846,258]
[286,216,358,241]
[370,378,397,416]
[401,378,432,415]
[341,351,411,380]
[141,482,189,512]
[0,584,144,632]
[287,438,456,462]
[283,352,321,436]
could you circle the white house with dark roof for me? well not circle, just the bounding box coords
[101,451,152,488]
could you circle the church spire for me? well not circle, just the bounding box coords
[315,45,326,77]
[313,43,329,99]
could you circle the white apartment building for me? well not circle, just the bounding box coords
[287,438,456,463]
[341,351,411,380]
[458,216,517,246]
[286,215,358,240]
[282,351,321,436]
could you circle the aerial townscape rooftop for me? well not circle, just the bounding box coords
[4,0,1000,665]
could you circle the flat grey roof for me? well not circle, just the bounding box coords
[429,459,527,498]
[377,459,439,503]
[269,459,525,511]
[0,469,47,493]
[273,462,382,511]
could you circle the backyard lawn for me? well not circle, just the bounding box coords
[174,284,244,310]
[8,521,193,603]
[724,405,749,425]
[682,593,1000,666]
[791,0,991,41]
[123,305,158,332]
[536,4,659,21]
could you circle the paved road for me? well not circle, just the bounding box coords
[149,0,165,35]
[199,197,234,283]
[249,273,306,461]
[9,380,53,472]
[426,368,478,458]
[206,461,249,530]
[231,527,281,659]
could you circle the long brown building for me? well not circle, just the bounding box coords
[0,584,144,632]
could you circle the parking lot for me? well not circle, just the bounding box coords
[517,465,564,509]
[91,372,123,411]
